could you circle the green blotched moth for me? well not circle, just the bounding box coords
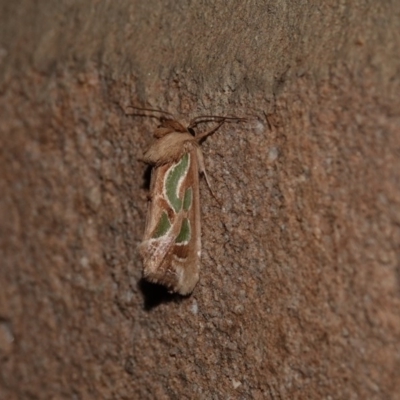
[137,111,245,295]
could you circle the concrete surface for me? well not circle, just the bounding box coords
[1,1,399,399]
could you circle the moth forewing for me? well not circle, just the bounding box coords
[139,130,201,295]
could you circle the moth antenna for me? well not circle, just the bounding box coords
[123,105,174,120]
[189,115,247,128]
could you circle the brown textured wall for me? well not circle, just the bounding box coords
[1,1,399,399]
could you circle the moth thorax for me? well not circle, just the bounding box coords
[154,127,175,138]
[154,119,187,138]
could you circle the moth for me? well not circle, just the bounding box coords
[136,108,245,295]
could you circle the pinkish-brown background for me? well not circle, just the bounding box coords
[1,1,399,399]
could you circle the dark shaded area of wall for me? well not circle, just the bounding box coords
[1,1,399,399]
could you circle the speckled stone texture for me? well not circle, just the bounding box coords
[1,1,399,399]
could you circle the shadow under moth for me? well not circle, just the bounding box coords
[135,108,245,295]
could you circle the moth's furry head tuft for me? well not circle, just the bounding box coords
[154,118,187,138]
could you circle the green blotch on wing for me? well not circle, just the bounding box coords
[165,153,190,212]
[183,188,192,211]
[176,218,191,243]
[153,211,171,238]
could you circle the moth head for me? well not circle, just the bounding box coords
[154,117,188,138]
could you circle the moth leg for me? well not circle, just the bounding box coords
[195,120,225,143]
[196,148,221,204]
